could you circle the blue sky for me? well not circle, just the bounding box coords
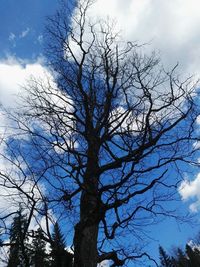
[0,0,60,59]
[0,0,200,266]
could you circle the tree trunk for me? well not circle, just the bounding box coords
[73,219,99,267]
[73,184,100,267]
[73,139,100,267]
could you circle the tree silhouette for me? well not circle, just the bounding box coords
[50,222,72,267]
[175,248,188,267]
[0,0,199,266]
[7,209,30,267]
[30,228,50,267]
[158,243,200,267]
[159,246,174,267]
[186,244,200,266]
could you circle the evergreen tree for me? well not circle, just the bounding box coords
[175,248,189,267]
[193,247,200,263]
[7,209,30,267]
[158,237,200,267]
[31,228,50,267]
[159,245,173,267]
[186,244,200,267]
[170,256,179,267]
[50,222,72,267]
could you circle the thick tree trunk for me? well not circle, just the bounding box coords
[73,184,100,267]
[73,139,100,267]
[73,219,99,267]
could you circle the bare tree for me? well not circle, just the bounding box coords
[0,0,199,266]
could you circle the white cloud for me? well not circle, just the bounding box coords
[0,56,51,223]
[178,174,200,212]
[0,56,46,108]
[0,56,74,226]
[0,57,49,141]
[78,1,200,214]
[8,33,15,42]
[0,55,76,153]
[86,0,200,75]
[8,28,30,45]
[19,28,30,38]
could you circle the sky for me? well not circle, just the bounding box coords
[1,0,200,266]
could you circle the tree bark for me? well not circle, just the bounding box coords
[73,218,99,267]
[73,139,101,267]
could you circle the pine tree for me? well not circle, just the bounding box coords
[193,247,200,263]
[158,237,200,267]
[175,248,189,267]
[159,245,173,267]
[186,244,200,267]
[31,228,50,267]
[170,256,179,267]
[7,209,30,267]
[50,222,72,267]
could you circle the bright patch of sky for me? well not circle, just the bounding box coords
[0,0,200,266]
[179,174,200,213]
[89,0,200,76]
[0,56,46,108]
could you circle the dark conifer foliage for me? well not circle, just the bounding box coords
[7,209,30,267]
[159,246,174,267]
[159,239,200,267]
[30,228,50,267]
[50,222,73,267]
[186,244,200,267]
[6,216,73,267]
[175,248,188,267]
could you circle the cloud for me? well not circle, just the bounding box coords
[87,0,200,75]
[8,33,15,42]
[0,56,50,219]
[0,56,46,108]
[8,28,30,47]
[81,1,200,214]
[178,174,200,212]
[0,55,73,223]
[0,54,77,155]
[0,56,48,142]
[19,28,30,38]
